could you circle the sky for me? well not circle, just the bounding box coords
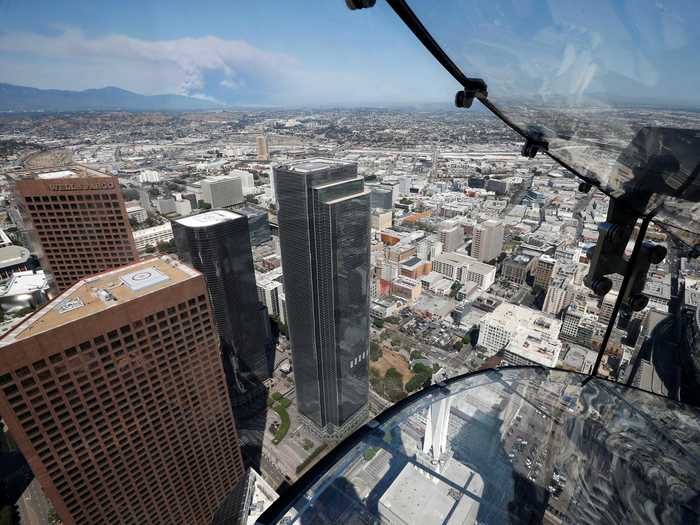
[0,0,698,107]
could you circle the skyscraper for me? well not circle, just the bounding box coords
[471,219,504,262]
[274,159,371,439]
[12,166,138,292]
[173,210,270,384]
[256,135,270,161]
[0,257,244,525]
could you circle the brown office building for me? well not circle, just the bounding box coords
[12,166,138,292]
[0,256,245,525]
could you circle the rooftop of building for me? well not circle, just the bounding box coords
[0,256,199,344]
[176,209,242,228]
[509,254,533,265]
[0,245,31,268]
[392,276,420,287]
[379,460,482,525]
[0,270,49,297]
[132,222,173,237]
[11,165,111,181]
[202,174,241,183]
[401,256,423,268]
[434,252,495,273]
[277,158,355,174]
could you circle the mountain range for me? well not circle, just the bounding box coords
[0,83,222,112]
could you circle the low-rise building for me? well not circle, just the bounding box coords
[0,245,37,279]
[432,252,496,290]
[501,254,534,285]
[478,303,562,367]
[132,222,173,253]
[400,257,432,279]
[0,270,52,312]
[391,276,422,303]
[126,205,148,224]
[156,198,177,215]
[371,210,393,231]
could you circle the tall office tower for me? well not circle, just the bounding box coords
[256,135,270,161]
[0,257,244,525]
[173,211,270,384]
[471,219,504,262]
[274,159,371,439]
[13,166,138,292]
[439,222,463,253]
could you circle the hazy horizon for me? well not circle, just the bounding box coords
[2,0,699,108]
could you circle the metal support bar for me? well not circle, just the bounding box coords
[584,215,652,384]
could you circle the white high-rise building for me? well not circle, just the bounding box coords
[439,222,463,253]
[201,174,244,208]
[231,170,255,195]
[471,219,504,262]
[399,175,412,195]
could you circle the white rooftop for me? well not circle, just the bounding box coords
[0,271,49,296]
[379,460,483,525]
[0,246,31,267]
[36,170,77,179]
[282,158,354,174]
[176,210,242,228]
[120,267,170,292]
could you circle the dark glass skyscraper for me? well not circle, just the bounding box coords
[274,159,370,439]
[173,210,271,388]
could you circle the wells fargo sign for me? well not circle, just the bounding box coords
[48,182,114,191]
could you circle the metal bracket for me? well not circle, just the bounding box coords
[345,0,376,9]
[521,130,549,158]
[454,79,488,108]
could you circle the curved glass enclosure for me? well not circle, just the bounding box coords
[257,367,700,524]
[397,0,700,249]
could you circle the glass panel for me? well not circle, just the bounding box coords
[404,0,700,246]
[262,368,700,524]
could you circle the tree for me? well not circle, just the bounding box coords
[373,318,384,328]
[198,200,212,210]
[157,239,177,254]
[410,350,424,361]
[144,245,156,254]
[370,341,382,361]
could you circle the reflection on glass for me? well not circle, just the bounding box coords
[260,368,700,524]
[405,0,700,246]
